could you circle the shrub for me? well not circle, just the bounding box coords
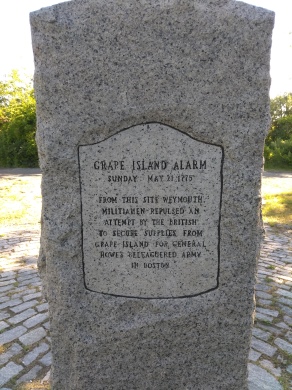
[0,71,38,167]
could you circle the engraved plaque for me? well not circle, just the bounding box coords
[79,123,223,298]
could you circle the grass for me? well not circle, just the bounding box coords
[262,173,292,228]
[267,265,276,270]
[262,193,292,226]
[0,175,41,228]
[265,277,274,283]
[15,381,50,390]
[0,344,8,354]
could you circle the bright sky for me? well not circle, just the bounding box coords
[0,0,291,97]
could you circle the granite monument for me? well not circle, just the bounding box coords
[31,0,274,388]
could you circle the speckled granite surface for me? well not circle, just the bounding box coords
[31,0,274,388]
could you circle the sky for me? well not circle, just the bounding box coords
[0,0,291,97]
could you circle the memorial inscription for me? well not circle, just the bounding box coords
[79,123,223,298]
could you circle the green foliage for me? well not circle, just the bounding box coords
[0,70,38,167]
[270,93,292,122]
[265,93,292,170]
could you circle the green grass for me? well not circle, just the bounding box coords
[0,175,41,227]
[267,265,276,270]
[262,173,292,228]
[262,193,292,226]
[265,277,274,283]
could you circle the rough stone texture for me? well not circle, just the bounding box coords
[19,327,47,346]
[22,342,50,366]
[0,344,22,366]
[248,364,283,390]
[251,337,277,357]
[0,362,23,388]
[31,0,274,389]
[0,326,27,345]
[274,338,292,354]
[7,308,36,325]
[16,365,42,385]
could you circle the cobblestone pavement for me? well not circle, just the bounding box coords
[0,225,291,389]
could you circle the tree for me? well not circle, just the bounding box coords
[270,93,292,122]
[264,93,292,169]
[0,71,38,167]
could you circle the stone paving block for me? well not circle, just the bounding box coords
[248,349,261,362]
[0,321,9,332]
[275,274,292,282]
[277,267,292,275]
[19,327,46,346]
[258,299,272,306]
[278,297,292,307]
[36,302,49,312]
[287,331,292,343]
[0,326,27,345]
[0,343,22,366]
[43,321,50,330]
[4,286,27,295]
[23,313,48,328]
[9,291,29,300]
[22,291,42,302]
[275,322,289,330]
[255,284,271,292]
[0,311,9,321]
[18,268,38,275]
[18,277,40,287]
[0,271,15,279]
[0,296,9,303]
[270,277,286,284]
[0,299,22,311]
[257,307,279,318]
[0,286,11,293]
[258,269,273,277]
[252,328,271,341]
[274,338,292,354]
[39,351,52,366]
[273,283,290,290]
[18,272,39,283]
[256,291,272,300]
[29,281,42,287]
[276,289,292,299]
[0,280,16,287]
[251,337,277,357]
[279,305,292,316]
[22,342,50,366]
[256,323,283,336]
[10,299,39,314]
[256,312,274,323]
[284,315,292,326]
[260,360,281,377]
[16,364,42,385]
[7,308,36,325]
[0,362,23,388]
[248,363,283,390]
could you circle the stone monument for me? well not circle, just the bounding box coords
[30,0,274,388]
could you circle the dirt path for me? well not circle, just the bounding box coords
[0,168,41,178]
[262,171,292,197]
